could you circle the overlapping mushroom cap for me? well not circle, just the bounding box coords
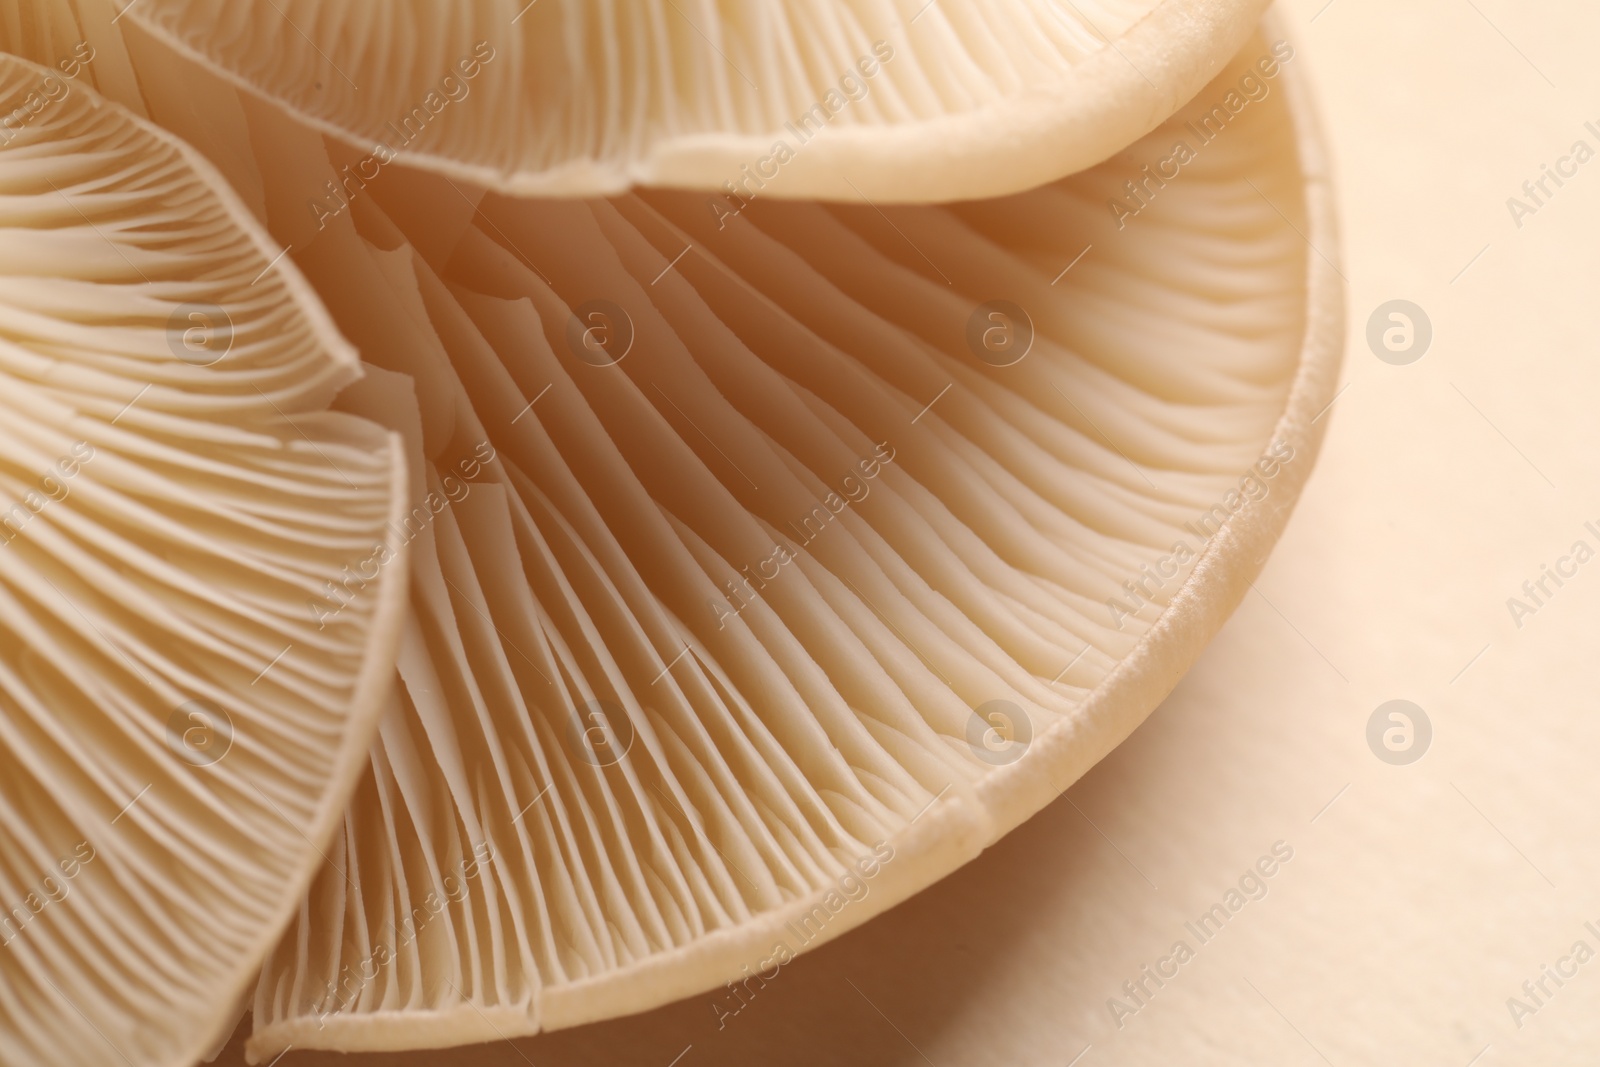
[126,0,1270,201]
[214,25,1336,1058]
[0,2,1342,1064]
[0,50,406,1067]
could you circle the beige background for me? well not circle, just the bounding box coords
[215,1,1600,1063]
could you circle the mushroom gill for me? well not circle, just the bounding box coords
[0,51,408,1067]
[0,2,1343,1061]
[169,26,1340,1058]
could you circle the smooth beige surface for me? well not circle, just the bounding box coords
[206,1,1600,1064]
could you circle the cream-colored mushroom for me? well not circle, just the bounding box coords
[3,2,1342,1060]
[0,51,407,1067]
[197,24,1337,1058]
[125,0,1270,202]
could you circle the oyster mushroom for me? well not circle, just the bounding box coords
[125,0,1271,201]
[4,2,1342,1060]
[0,52,406,1067]
[160,23,1336,1059]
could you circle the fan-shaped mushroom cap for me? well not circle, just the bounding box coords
[127,0,1269,202]
[216,23,1343,1057]
[0,52,407,1067]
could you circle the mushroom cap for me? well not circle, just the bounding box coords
[127,0,1270,202]
[232,21,1343,1057]
[0,51,407,1067]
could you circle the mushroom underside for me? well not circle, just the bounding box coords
[223,26,1340,1058]
[0,52,407,1067]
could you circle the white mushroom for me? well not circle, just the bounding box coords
[0,51,407,1067]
